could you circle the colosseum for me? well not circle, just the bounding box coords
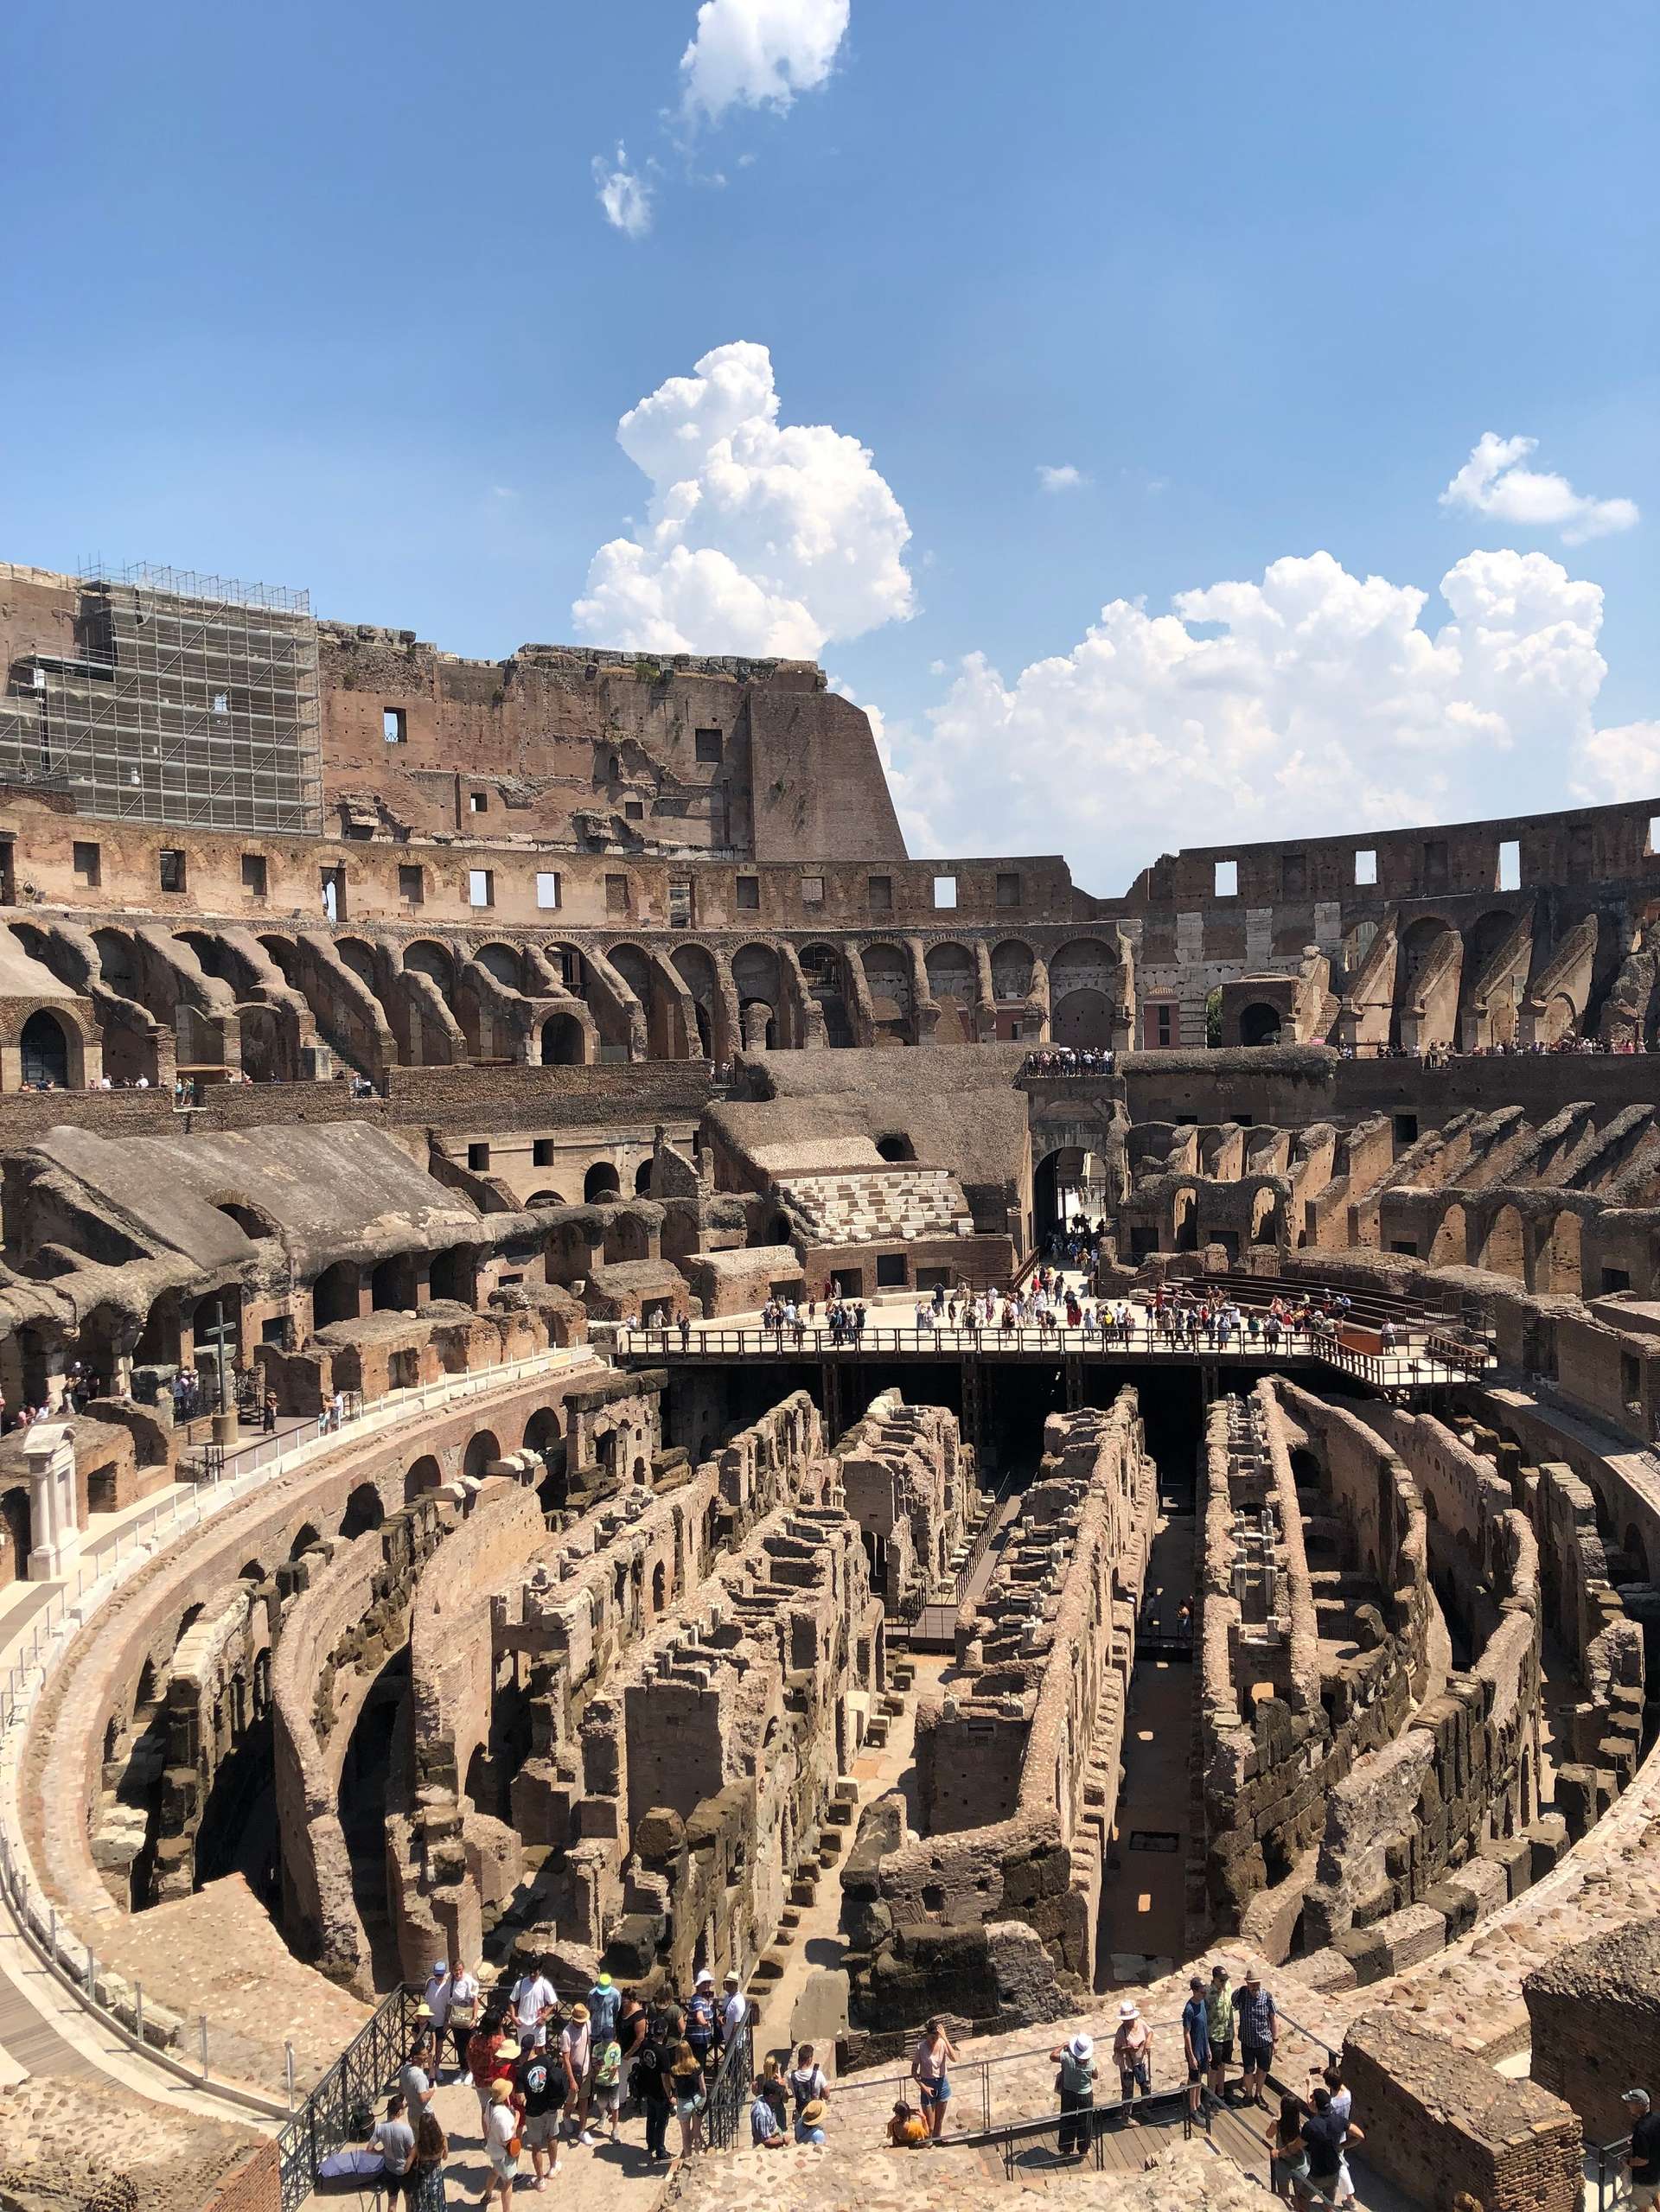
[1,555,1658,2212]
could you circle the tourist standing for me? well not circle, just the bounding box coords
[559,2002,594,2144]
[466,2018,512,2137]
[788,2043,829,2121]
[370,2094,418,2208]
[513,2038,565,2185]
[413,2108,448,2212]
[720,1968,749,2056]
[629,2022,672,2164]
[910,2017,959,2142]
[1205,1965,1236,2104]
[750,2079,788,2147]
[1182,1975,1211,2118]
[684,1968,718,2077]
[1050,2032,1096,2162]
[1626,2090,1660,2208]
[422,1961,453,2073]
[670,2043,706,2158]
[1301,2084,1362,2204]
[482,2080,520,2212]
[511,1959,557,2052]
[1266,2093,1308,2202]
[446,1960,480,2080]
[1113,1999,1152,2112]
[1238,1969,1278,2108]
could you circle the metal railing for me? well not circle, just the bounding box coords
[965,2083,1208,2178]
[277,1983,423,2212]
[0,1342,585,2115]
[706,2019,754,2151]
[1593,2132,1633,2212]
[620,1317,1484,1391]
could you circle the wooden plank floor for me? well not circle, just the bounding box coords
[0,1967,97,2078]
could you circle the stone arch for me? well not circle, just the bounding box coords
[340,1483,384,1539]
[311,1261,359,1328]
[472,941,522,990]
[335,938,380,991]
[634,1157,654,1195]
[860,942,911,1047]
[876,1133,916,1163]
[671,943,720,1059]
[404,940,456,991]
[19,1008,76,1090]
[584,1160,621,1202]
[1049,940,1117,1046]
[1249,1188,1280,1246]
[799,940,853,1048]
[731,943,782,1050]
[526,1188,567,1208]
[1239,1002,1283,1048]
[923,941,975,1043]
[991,940,1034,1003]
[1172,1185,1198,1253]
[540,1012,587,1066]
[288,1523,322,1561]
[1032,1145,1086,1243]
[1480,1202,1527,1282]
[463,1430,501,1482]
[404,1453,443,1501]
[1429,1202,1468,1268]
[1051,989,1113,1049]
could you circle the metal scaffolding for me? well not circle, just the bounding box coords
[0,561,323,834]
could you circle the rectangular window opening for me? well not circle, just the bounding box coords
[240,853,268,897]
[73,841,100,888]
[383,708,406,743]
[605,873,630,915]
[1497,839,1522,892]
[736,876,760,911]
[932,875,958,908]
[623,799,644,820]
[875,1253,908,1288]
[398,864,425,906]
[868,874,893,913]
[467,1143,490,1171]
[469,790,488,813]
[996,871,1022,908]
[1280,853,1306,897]
[469,868,495,908]
[668,878,693,928]
[1214,859,1238,897]
[533,1138,555,1169]
[1648,817,1660,858]
[1354,848,1378,886]
[535,871,561,910]
[801,875,824,906]
[694,728,723,764]
[1393,1112,1419,1149]
[158,850,186,894]
[211,691,229,717]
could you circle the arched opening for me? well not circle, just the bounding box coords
[19,1010,72,1090]
[215,1200,274,1240]
[800,942,853,1048]
[1480,1203,1527,1283]
[1032,1146,1087,1245]
[540,1012,586,1067]
[311,1262,359,1329]
[404,941,456,992]
[288,1523,322,1561]
[1249,1189,1280,1246]
[860,943,910,1047]
[463,1431,501,1482]
[239,1559,267,1584]
[1172,1186,1199,1253]
[1430,1203,1468,1268]
[340,1483,384,1539]
[370,1255,411,1313]
[875,1133,916,1163]
[0,1488,30,1584]
[1239,1003,1283,1048]
[1051,988,1114,1049]
[526,1189,567,1208]
[923,943,976,1045]
[428,1246,474,1304]
[634,1157,654,1196]
[584,1161,621,1202]
[652,1559,667,1612]
[404,1454,443,1502]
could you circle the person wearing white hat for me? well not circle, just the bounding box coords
[684,1969,718,2079]
[1048,2030,1096,2161]
[1113,1998,1153,2115]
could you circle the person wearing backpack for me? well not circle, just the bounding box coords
[1050,2032,1097,2162]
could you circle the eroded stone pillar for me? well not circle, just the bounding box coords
[25,1421,81,1581]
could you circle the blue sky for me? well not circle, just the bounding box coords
[3,1,1657,889]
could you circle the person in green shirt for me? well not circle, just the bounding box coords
[591,2035,623,2145]
[1205,1964,1236,2105]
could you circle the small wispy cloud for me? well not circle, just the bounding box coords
[1038,462,1087,493]
[1440,432,1638,545]
[592,143,654,239]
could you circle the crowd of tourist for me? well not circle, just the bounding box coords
[1021,1046,1116,1075]
[324,1951,1394,2193]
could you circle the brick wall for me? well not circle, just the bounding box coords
[1524,1916,1660,2142]
[1342,2011,1581,2212]
[201,2136,281,2212]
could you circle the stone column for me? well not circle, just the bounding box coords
[25,1421,81,1581]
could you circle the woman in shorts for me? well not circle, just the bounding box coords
[910,2018,958,2143]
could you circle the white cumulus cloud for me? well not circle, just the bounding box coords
[1569,722,1660,806]
[884,547,1625,887]
[592,144,653,238]
[573,340,914,659]
[1038,463,1086,493]
[1440,432,1638,545]
[680,0,850,122]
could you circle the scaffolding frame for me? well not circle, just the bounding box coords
[0,560,323,835]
